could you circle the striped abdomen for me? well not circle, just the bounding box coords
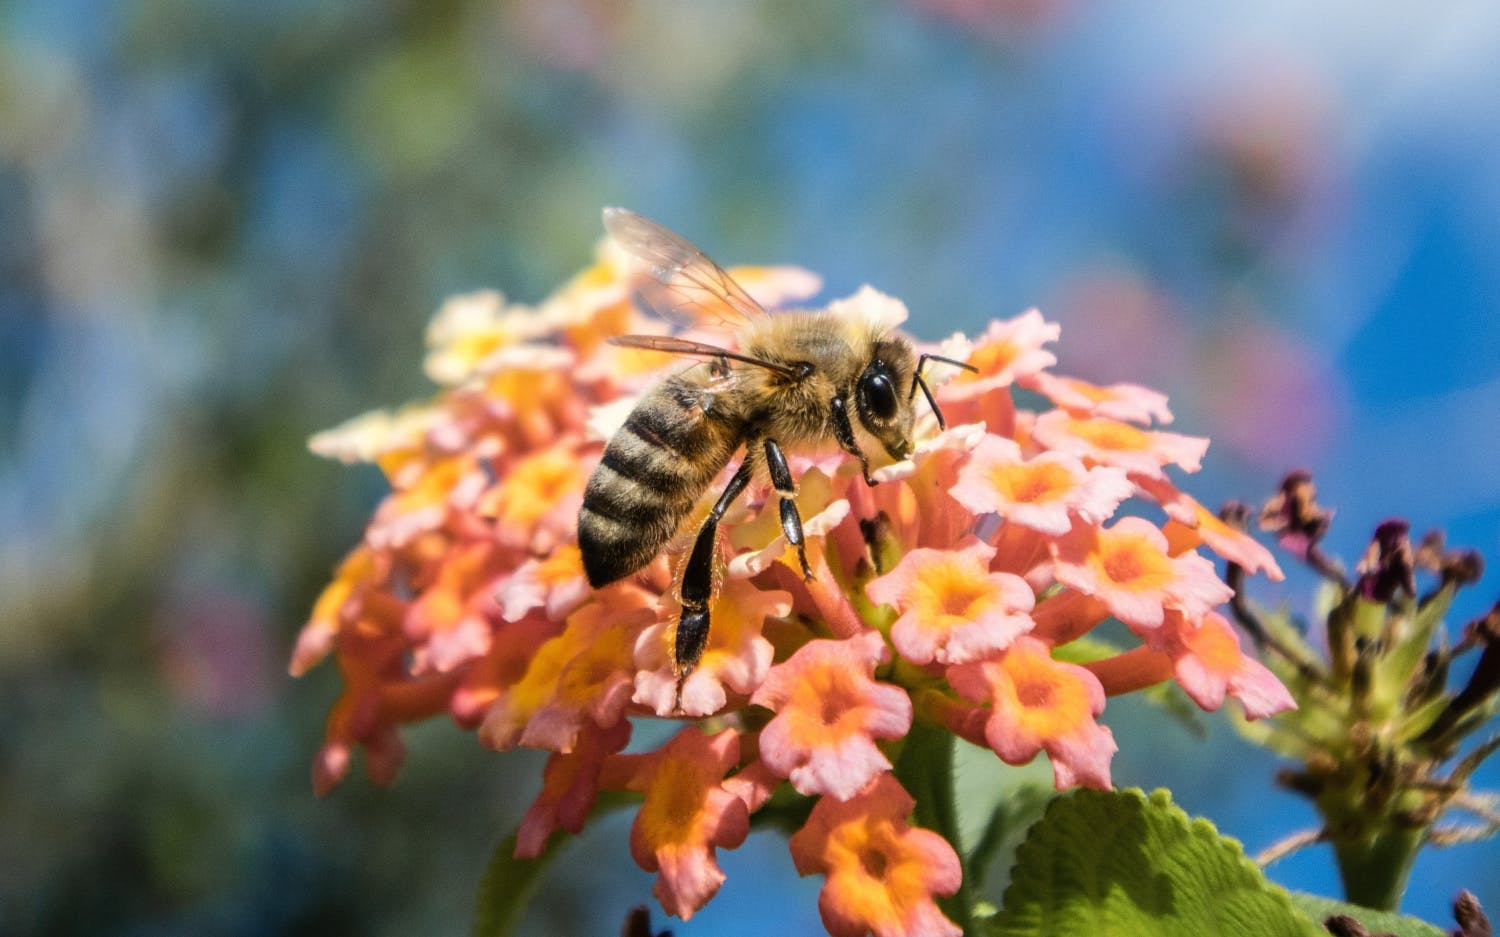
[578,377,741,587]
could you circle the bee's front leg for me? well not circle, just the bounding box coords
[675,458,753,696]
[763,438,814,582]
[830,396,876,486]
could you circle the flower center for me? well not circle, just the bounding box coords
[995,461,1073,504]
[912,560,997,626]
[1070,418,1149,452]
[1017,678,1055,709]
[820,694,846,727]
[962,339,1018,381]
[1100,535,1171,589]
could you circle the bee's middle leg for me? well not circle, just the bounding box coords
[763,438,814,582]
[831,395,876,486]
[676,459,753,678]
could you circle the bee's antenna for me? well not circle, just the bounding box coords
[911,353,977,430]
[915,374,946,430]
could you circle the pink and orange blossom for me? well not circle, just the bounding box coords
[752,630,914,801]
[789,773,964,937]
[295,241,1292,927]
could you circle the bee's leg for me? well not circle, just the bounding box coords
[830,396,876,486]
[763,438,814,582]
[675,458,754,692]
[709,354,731,381]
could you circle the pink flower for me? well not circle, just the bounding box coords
[495,543,592,622]
[752,631,913,801]
[1135,474,1285,581]
[1051,516,1234,635]
[1031,410,1209,480]
[1021,370,1174,425]
[1166,611,1297,719]
[866,539,1035,664]
[515,719,631,858]
[633,582,790,717]
[948,636,1118,790]
[606,727,749,920]
[939,309,1059,399]
[297,228,1296,931]
[788,773,963,937]
[403,541,503,673]
[950,435,1132,536]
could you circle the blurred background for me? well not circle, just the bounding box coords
[4,0,1499,933]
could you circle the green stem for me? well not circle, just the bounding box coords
[1330,825,1424,911]
[894,719,978,932]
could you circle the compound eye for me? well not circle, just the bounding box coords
[862,370,899,421]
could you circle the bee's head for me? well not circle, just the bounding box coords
[854,338,919,462]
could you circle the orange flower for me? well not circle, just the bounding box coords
[605,727,749,920]
[941,309,1059,400]
[1020,370,1174,426]
[947,636,1118,790]
[479,587,653,753]
[1166,611,1296,718]
[865,539,1035,665]
[404,540,504,674]
[478,442,589,552]
[495,543,591,622]
[291,545,378,677]
[515,719,631,858]
[949,434,1132,536]
[788,773,962,937]
[1135,474,1285,581]
[367,454,489,550]
[752,631,913,801]
[1051,516,1233,634]
[421,289,554,385]
[1031,410,1208,480]
[314,599,459,794]
[633,581,791,718]
[449,613,558,727]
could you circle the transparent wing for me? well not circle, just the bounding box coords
[603,207,769,330]
[607,334,800,379]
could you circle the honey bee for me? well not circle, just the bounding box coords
[577,208,973,690]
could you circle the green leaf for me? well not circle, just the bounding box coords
[951,739,1055,888]
[1289,893,1449,937]
[991,788,1324,937]
[1050,635,1122,664]
[474,792,639,937]
[473,833,562,937]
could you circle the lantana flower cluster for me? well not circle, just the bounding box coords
[295,237,1294,935]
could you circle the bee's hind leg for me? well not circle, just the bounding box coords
[763,439,814,582]
[675,459,754,694]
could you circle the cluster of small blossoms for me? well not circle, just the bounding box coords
[294,239,1294,935]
